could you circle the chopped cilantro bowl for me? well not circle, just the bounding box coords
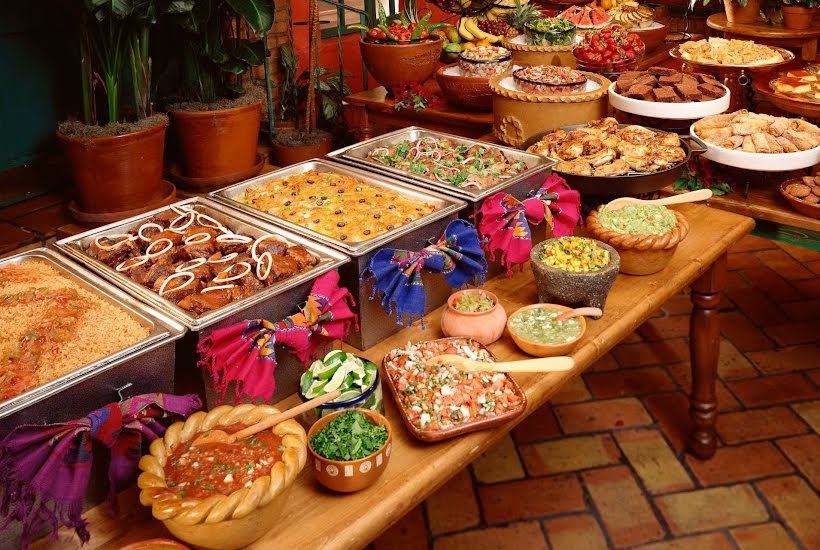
[309,410,390,462]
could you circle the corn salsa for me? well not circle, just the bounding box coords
[164,423,284,499]
[598,204,677,236]
[384,339,524,432]
[540,237,611,272]
[508,307,582,345]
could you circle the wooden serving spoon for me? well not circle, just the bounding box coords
[192,389,342,447]
[424,354,575,373]
[604,188,712,211]
[556,307,603,321]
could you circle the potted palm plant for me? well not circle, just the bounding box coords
[780,0,818,29]
[58,0,189,223]
[166,0,274,187]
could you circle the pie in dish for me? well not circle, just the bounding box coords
[138,404,307,550]
[771,70,820,103]
[694,110,820,153]
[527,117,685,176]
[678,38,784,66]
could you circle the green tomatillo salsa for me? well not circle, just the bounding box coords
[509,307,582,345]
[598,204,677,236]
[453,292,495,313]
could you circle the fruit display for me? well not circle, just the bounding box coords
[599,0,637,10]
[573,25,645,74]
[350,4,449,42]
[608,2,654,29]
[503,0,542,33]
[457,16,504,45]
[524,18,576,47]
[557,5,611,30]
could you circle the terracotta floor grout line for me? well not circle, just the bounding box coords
[771,437,820,494]
[574,471,621,550]
[748,478,809,550]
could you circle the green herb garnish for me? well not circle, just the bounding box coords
[310,411,388,461]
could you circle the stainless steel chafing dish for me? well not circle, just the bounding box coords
[54,197,350,404]
[209,159,467,349]
[326,126,556,207]
[0,248,186,437]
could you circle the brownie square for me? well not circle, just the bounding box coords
[625,84,653,100]
[653,86,678,102]
[648,66,675,76]
[659,73,683,86]
[698,83,725,98]
[694,73,721,86]
[616,76,639,93]
[634,74,659,87]
[680,74,700,88]
[675,83,703,101]
[619,71,645,81]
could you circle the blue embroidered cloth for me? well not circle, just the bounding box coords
[362,219,487,327]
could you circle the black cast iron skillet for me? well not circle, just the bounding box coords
[520,123,707,198]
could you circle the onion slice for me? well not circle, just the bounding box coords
[202,284,236,293]
[145,238,173,258]
[170,204,195,216]
[93,234,136,251]
[176,258,207,272]
[184,232,212,245]
[251,234,285,262]
[169,211,195,233]
[158,271,195,296]
[216,233,253,244]
[196,213,225,231]
[137,223,164,242]
[208,252,238,264]
[214,261,251,283]
[256,252,273,280]
[115,255,148,272]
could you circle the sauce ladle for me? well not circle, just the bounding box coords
[556,307,603,321]
[604,188,712,211]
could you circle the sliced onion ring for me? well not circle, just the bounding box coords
[214,261,252,283]
[216,233,253,244]
[208,252,238,264]
[170,204,195,216]
[93,234,136,251]
[256,252,273,280]
[169,211,196,233]
[251,234,284,262]
[202,284,236,293]
[184,232,212,245]
[158,271,195,296]
[145,238,173,258]
[116,255,148,272]
[176,258,207,273]
[137,223,163,242]
[196,213,225,231]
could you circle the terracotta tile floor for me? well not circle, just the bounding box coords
[372,235,820,550]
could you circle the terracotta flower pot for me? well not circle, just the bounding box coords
[360,35,443,95]
[724,0,761,24]
[269,133,334,167]
[170,101,261,178]
[782,6,816,30]
[440,289,508,345]
[58,121,167,214]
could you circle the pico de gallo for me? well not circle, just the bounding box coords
[350,5,450,43]
[164,423,284,499]
[384,339,524,432]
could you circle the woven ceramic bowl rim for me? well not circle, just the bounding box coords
[307,408,392,466]
[530,237,621,277]
[586,210,690,251]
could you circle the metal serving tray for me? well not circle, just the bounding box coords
[327,126,556,204]
[0,248,186,437]
[209,158,466,256]
[209,160,467,350]
[54,197,349,331]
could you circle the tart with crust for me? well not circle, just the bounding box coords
[586,204,689,275]
[137,404,307,550]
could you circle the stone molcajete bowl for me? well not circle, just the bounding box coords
[530,238,620,311]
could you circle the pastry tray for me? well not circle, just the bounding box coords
[608,81,731,120]
[327,127,555,202]
[669,45,795,71]
[381,337,527,442]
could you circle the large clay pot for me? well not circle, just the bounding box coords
[435,66,493,111]
[782,6,816,30]
[58,121,168,214]
[360,35,443,95]
[269,133,334,167]
[170,101,261,178]
[724,0,761,24]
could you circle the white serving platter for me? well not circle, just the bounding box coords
[689,121,820,171]
[608,82,731,120]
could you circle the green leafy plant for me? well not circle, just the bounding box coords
[172,0,275,103]
[78,0,194,125]
[278,45,299,122]
[297,67,352,128]
[673,161,733,196]
[701,0,750,6]
[781,0,819,8]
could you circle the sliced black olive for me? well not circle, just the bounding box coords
[388,205,396,210]
[337,221,346,227]
[330,181,336,186]
[363,229,371,235]
[337,189,344,194]
[387,224,394,230]
[307,179,315,184]
[284,201,291,206]
[321,196,328,200]
[334,209,342,215]
[373,213,381,219]
[339,235,347,240]
[316,200,324,206]
[314,219,320,224]
[359,198,366,203]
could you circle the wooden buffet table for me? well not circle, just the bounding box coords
[707,13,820,62]
[36,202,754,550]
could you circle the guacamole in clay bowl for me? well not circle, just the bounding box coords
[598,204,677,236]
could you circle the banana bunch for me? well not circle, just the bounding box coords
[598,0,634,11]
[483,6,508,20]
[457,16,502,43]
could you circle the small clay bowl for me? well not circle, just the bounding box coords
[118,540,190,550]
[441,289,508,345]
[530,238,620,311]
[307,408,392,493]
[435,66,494,111]
[507,303,587,357]
[780,178,820,219]
[632,22,668,54]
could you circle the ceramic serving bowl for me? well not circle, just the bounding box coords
[307,408,392,493]
[118,539,190,550]
[137,405,307,550]
[360,35,443,95]
[507,303,587,357]
[440,289,508,345]
[530,238,620,311]
[632,22,668,54]
[435,66,494,111]
[586,209,689,275]
[779,178,820,219]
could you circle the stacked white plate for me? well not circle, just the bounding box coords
[608,82,731,120]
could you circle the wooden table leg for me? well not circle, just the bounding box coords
[688,253,727,460]
[345,103,374,142]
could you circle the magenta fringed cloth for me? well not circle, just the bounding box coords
[474,174,581,274]
[197,270,358,403]
[0,393,201,548]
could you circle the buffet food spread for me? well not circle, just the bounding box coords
[771,67,820,103]
[677,38,785,66]
[615,68,726,102]
[694,111,820,153]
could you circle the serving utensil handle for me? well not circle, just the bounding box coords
[653,188,712,206]
[481,356,575,373]
[231,389,343,441]
[556,307,603,321]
